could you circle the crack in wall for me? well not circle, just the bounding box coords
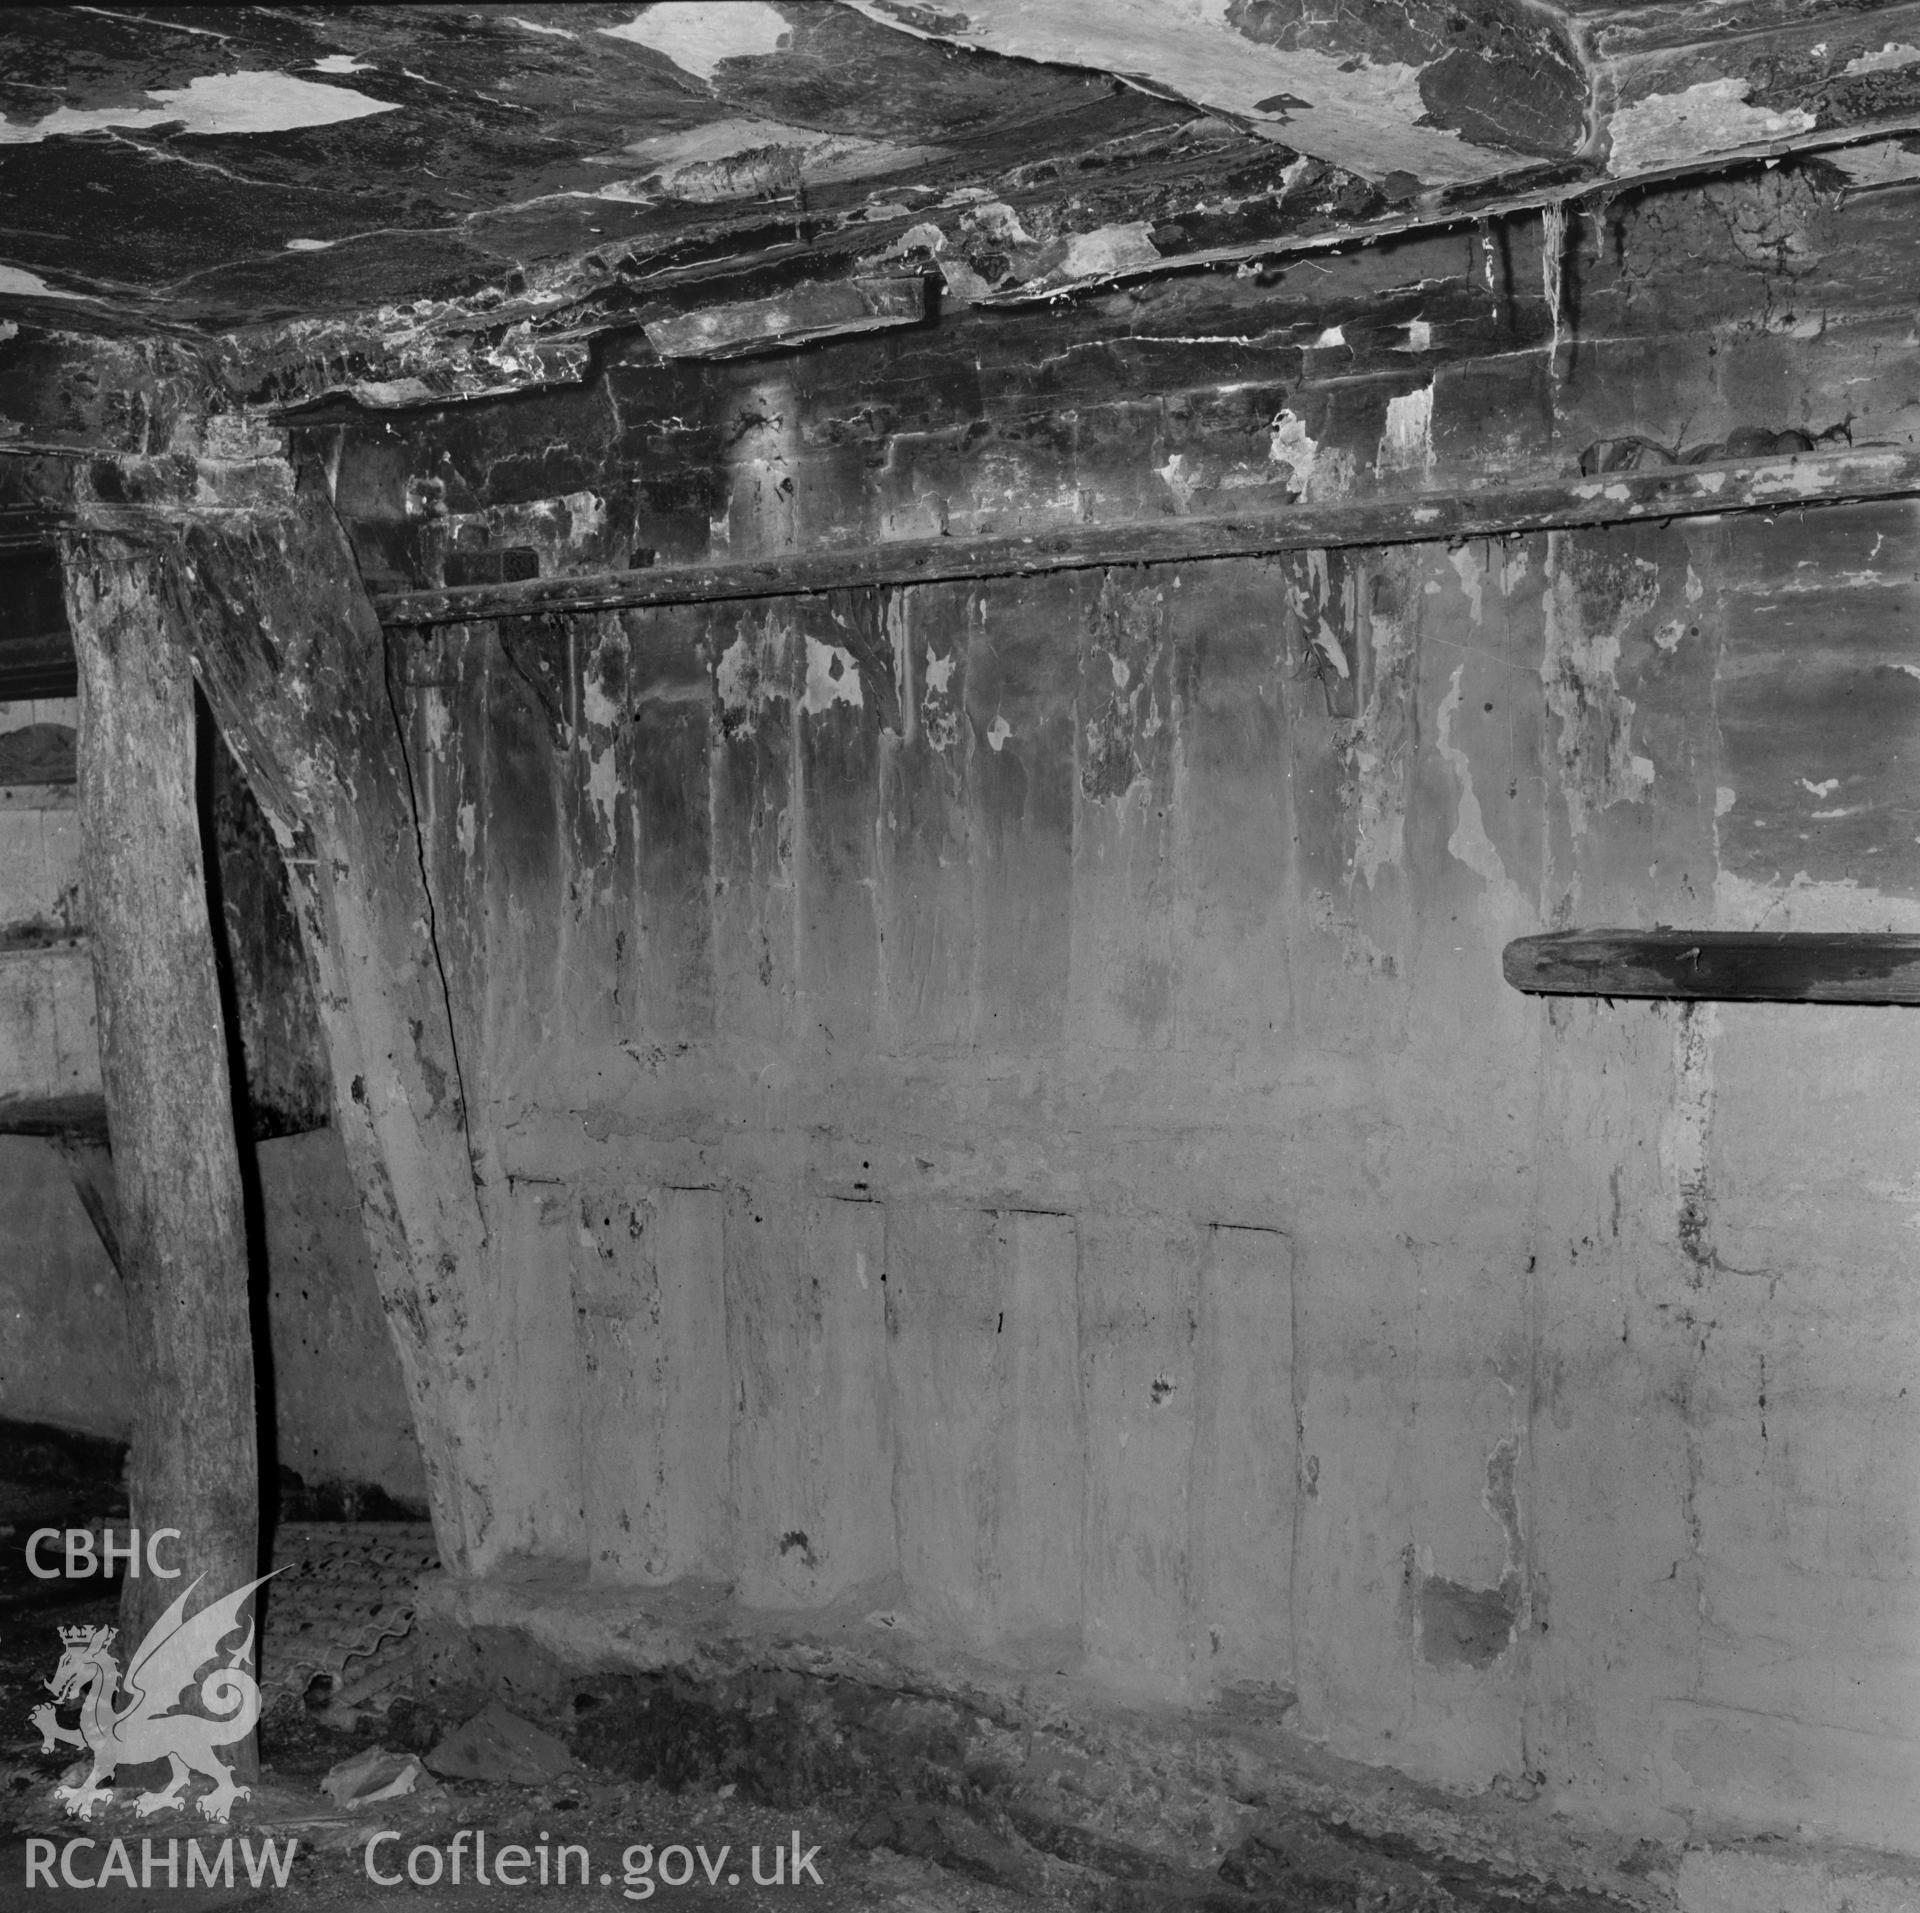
[380,620,487,1236]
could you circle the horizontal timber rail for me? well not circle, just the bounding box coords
[374,447,1920,628]
[1505,931,1920,1004]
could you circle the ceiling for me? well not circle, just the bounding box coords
[2,2,1920,406]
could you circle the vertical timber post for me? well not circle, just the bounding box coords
[60,533,260,1777]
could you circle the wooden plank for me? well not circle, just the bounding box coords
[373,448,1920,628]
[1504,930,1920,1003]
[644,277,927,361]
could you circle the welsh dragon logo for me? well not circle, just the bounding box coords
[29,1571,277,1825]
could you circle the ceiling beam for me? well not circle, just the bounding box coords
[370,445,1920,628]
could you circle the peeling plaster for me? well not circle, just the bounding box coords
[715,615,791,740]
[841,0,1526,183]
[581,627,626,847]
[921,647,960,752]
[1844,42,1920,75]
[1267,409,1317,495]
[1060,222,1159,282]
[1156,452,1203,513]
[1377,384,1435,478]
[1827,138,1920,185]
[600,3,791,79]
[0,266,87,302]
[1607,79,1816,176]
[0,69,400,143]
[803,636,865,714]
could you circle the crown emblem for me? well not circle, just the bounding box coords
[58,1624,113,1647]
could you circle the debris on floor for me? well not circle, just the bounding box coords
[425,1698,580,1787]
[317,1745,441,1810]
[258,1521,438,1713]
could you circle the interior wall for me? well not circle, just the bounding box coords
[361,497,1920,1850]
[0,1124,427,1512]
[0,687,423,1508]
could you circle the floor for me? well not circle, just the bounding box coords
[0,1428,1650,1912]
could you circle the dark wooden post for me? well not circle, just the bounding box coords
[60,534,260,1775]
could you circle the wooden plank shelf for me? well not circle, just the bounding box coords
[1504,931,1920,1004]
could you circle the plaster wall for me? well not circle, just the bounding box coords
[0,695,97,1113]
[369,498,1920,1852]
[0,1121,426,1511]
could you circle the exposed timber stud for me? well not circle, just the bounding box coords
[371,447,1920,630]
[60,532,261,1774]
[1504,931,1920,1004]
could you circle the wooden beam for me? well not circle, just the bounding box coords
[0,1090,108,1139]
[1504,931,1920,1004]
[644,277,927,360]
[373,446,1920,628]
[61,532,261,1775]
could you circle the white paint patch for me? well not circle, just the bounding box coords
[1156,452,1202,513]
[986,714,1012,751]
[1810,806,1860,819]
[842,0,1520,184]
[963,200,1034,247]
[803,637,864,714]
[1314,325,1345,348]
[923,651,955,696]
[1377,384,1435,477]
[508,15,577,37]
[1800,776,1840,798]
[1631,754,1656,783]
[1267,409,1321,496]
[1653,619,1688,652]
[0,69,399,144]
[1449,545,1485,624]
[1607,78,1816,176]
[1715,786,1736,818]
[310,54,372,75]
[1399,318,1432,352]
[715,635,755,716]
[1826,138,1920,186]
[0,265,84,301]
[1685,564,1704,604]
[582,650,622,844]
[1845,42,1920,74]
[599,3,789,79]
[1058,222,1160,284]
[284,238,335,252]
